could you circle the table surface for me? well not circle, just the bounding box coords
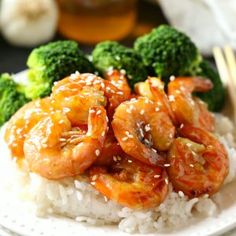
[0,0,167,74]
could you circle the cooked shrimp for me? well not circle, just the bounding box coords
[168,77,215,131]
[51,72,131,125]
[24,106,108,179]
[51,73,107,126]
[4,98,53,159]
[135,77,176,122]
[104,70,131,118]
[167,124,229,198]
[105,69,131,102]
[89,157,168,209]
[112,97,175,166]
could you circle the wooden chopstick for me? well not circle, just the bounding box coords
[213,46,236,124]
[224,46,236,89]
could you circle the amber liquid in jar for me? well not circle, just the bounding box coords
[57,0,137,44]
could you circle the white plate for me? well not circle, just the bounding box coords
[0,71,236,236]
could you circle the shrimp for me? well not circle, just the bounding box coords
[105,69,131,103]
[168,77,215,131]
[89,157,168,209]
[51,72,131,125]
[167,124,229,198]
[4,98,54,159]
[112,97,175,166]
[24,106,108,180]
[103,70,131,119]
[51,73,107,126]
[135,77,176,123]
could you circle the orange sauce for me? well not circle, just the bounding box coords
[57,0,137,44]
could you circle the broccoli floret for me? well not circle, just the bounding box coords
[195,60,225,111]
[134,25,202,78]
[92,41,148,88]
[24,40,95,99]
[0,74,29,126]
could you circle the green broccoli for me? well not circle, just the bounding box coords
[134,25,202,78]
[0,74,29,126]
[24,40,95,99]
[92,41,148,88]
[195,60,225,111]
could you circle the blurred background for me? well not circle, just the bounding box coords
[0,0,235,73]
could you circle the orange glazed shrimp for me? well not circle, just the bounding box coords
[89,157,168,209]
[24,106,108,180]
[105,69,131,102]
[167,124,229,198]
[112,97,175,166]
[51,73,107,126]
[104,70,131,118]
[51,72,130,125]
[4,98,53,159]
[168,77,215,132]
[135,77,176,123]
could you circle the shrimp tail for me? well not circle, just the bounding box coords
[87,106,108,143]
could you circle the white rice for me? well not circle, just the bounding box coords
[0,114,235,234]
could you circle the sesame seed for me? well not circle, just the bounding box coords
[91,182,96,186]
[96,110,102,115]
[140,109,145,115]
[90,109,95,114]
[170,75,176,81]
[59,138,67,142]
[178,191,185,198]
[164,164,171,167]
[154,175,160,178]
[130,98,137,102]
[144,124,151,132]
[151,148,157,153]
[122,137,128,141]
[117,91,124,95]
[113,156,117,162]
[95,149,100,156]
[91,175,98,181]
[180,86,185,91]
[155,107,160,112]
[101,131,105,137]
[189,164,194,168]
[128,159,132,163]
[63,108,71,113]
[70,71,80,79]
[102,196,108,202]
[180,124,184,129]
[165,178,169,184]
[169,95,175,102]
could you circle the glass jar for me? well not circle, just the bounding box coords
[57,0,137,44]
